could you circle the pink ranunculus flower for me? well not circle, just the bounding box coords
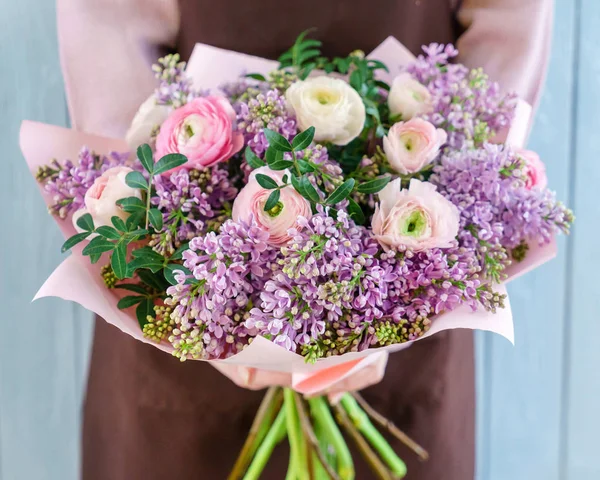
[155,96,243,172]
[372,178,460,252]
[516,148,548,190]
[232,167,312,246]
[383,119,447,175]
[73,166,142,232]
[387,73,433,120]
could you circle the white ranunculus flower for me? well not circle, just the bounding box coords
[285,76,366,146]
[125,94,171,150]
[388,73,432,121]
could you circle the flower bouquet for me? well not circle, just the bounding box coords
[21,32,572,479]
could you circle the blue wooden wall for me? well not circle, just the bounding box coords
[0,1,594,479]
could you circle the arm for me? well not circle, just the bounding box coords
[57,0,179,137]
[456,0,553,110]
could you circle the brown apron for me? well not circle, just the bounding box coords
[83,2,475,479]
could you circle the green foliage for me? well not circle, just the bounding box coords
[278,29,323,79]
[256,174,279,190]
[326,179,355,205]
[264,128,293,152]
[357,176,391,194]
[264,190,281,212]
[245,147,266,169]
[292,127,315,151]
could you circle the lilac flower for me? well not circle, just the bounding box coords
[236,89,297,156]
[37,148,129,218]
[407,43,517,149]
[166,217,278,360]
[152,54,200,107]
[430,143,573,281]
[150,166,237,255]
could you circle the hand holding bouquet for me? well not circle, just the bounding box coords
[21,32,573,479]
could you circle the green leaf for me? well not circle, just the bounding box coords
[368,59,389,72]
[269,160,294,171]
[292,127,315,151]
[326,178,356,205]
[111,216,127,232]
[349,69,363,91]
[137,144,155,174]
[245,147,265,169]
[127,228,150,238]
[154,153,188,175]
[95,225,121,240]
[265,148,283,165]
[148,208,163,231]
[125,171,148,190]
[75,213,94,232]
[126,210,145,230]
[111,242,128,279]
[246,73,267,81]
[89,253,102,264]
[136,298,155,328]
[114,283,149,295]
[347,198,366,225]
[297,159,315,174]
[137,269,169,291]
[170,242,190,261]
[164,263,192,285]
[298,49,320,65]
[128,247,165,273]
[264,190,281,212]
[61,232,91,253]
[291,175,320,203]
[117,295,145,309]
[357,176,392,194]
[264,128,293,152]
[116,196,145,214]
[256,173,278,190]
[82,237,115,256]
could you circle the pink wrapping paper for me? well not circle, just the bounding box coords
[21,37,555,394]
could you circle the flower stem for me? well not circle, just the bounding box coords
[339,395,407,478]
[350,392,428,461]
[284,389,309,480]
[293,392,341,480]
[308,397,354,480]
[333,404,395,480]
[228,387,283,480]
[243,407,287,480]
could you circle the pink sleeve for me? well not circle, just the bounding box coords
[456,0,553,109]
[57,0,179,137]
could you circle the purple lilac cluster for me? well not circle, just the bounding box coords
[150,166,238,255]
[407,43,517,149]
[152,54,199,108]
[236,89,297,156]
[234,208,492,362]
[430,143,573,281]
[166,218,279,360]
[36,148,129,218]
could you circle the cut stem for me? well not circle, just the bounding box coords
[339,395,406,478]
[228,387,283,480]
[333,404,396,480]
[243,407,288,480]
[293,392,341,480]
[308,397,355,480]
[351,392,428,461]
[284,389,309,480]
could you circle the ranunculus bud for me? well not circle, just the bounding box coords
[515,148,548,190]
[232,167,312,246]
[155,96,243,171]
[125,94,171,151]
[372,178,459,252]
[285,76,366,146]
[73,166,142,231]
[383,119,447,174]
[388,73,432,120]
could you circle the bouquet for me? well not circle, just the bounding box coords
[21,32,573,479]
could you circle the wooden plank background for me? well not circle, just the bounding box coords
[0,1,592,479]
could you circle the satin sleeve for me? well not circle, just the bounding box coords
[456,0,553,110]
[57,0,179,137]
